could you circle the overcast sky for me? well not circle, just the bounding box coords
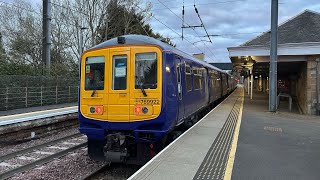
[7,0,320,62]
[146,0,320,62]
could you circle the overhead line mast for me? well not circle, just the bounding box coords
[42,0,51,76]
[182,0,184,40]
[181,0,212,43]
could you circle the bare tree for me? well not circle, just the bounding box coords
[0,0,42,70]
[0,0,171,76]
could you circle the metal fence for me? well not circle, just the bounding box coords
[0,86,78,111]
[0,75,78,88]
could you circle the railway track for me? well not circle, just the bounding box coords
[0,133,87,179]
[80,163,142,180]
[80,164,110,180]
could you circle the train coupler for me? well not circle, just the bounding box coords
[103,133,129,163]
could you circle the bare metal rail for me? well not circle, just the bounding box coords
[0,134,86,179]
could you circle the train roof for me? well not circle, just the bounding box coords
[89,34,227,73]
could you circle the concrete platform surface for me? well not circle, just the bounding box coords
[128,88,243,180]
[0,103,77,117]
[0,105,78,126]
[232,91,320,180]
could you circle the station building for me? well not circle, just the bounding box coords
[228,10,320,115]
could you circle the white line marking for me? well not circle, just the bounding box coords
[0,106,78,126]
[0,106,77,118]
[128,90,237,180]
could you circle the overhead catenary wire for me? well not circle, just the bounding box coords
[203,32,266,37]
[134,3,205,54]
[133,11,151,37]
[157,0,217,60]
[193,1,212,43]
[168,31,273,40]
[152,0,247,11]
[1,0,208,59]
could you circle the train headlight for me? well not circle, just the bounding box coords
[89,107,95,113]
[89,106,103,114]
[142,107,148,114]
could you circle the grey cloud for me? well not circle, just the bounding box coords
[147,0,320,62]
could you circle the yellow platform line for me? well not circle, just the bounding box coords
[223,88,244,180]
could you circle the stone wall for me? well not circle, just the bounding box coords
[296,62,307,114]
[306,55,320,115]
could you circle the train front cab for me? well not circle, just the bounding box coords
[79,45,164,162]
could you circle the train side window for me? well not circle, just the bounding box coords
[213,71,219,87]
[200,69,203,89]
[185,65,192,91]
[226,74,229,87]
[176,65,182,99]
[194,67,202,90]
[211,72,215,87]
[112,55,127,90]
[221,75,225,88]
[85,56,105,90]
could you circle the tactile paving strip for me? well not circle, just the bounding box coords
[193,96,242,180]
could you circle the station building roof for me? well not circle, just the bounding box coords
[227,10,320,77]
[228,9,320,58]
[241,10,320,46]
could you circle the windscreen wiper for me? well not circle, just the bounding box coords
[140,83,148,97]
[91,89,97,97]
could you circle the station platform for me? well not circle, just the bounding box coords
[0,103,77,126]
[129,87,244,180]
[128,86,320,180]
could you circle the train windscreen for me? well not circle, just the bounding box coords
[85,56,105,90]
[135,52,157,89]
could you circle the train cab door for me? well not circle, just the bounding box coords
[108,48,130,122]
[175,57,185,124]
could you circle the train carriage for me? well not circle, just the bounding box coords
[79,35,235,164]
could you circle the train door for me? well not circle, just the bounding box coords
[175,57,185,124]
[203,68,209,104]
[108,48,130,122]
[219,72,224,97]
[214,71,221,99]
